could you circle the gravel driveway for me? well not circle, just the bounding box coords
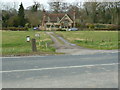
[46,32,118,55]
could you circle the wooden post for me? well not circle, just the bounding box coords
[46,42,48,48]
[39,37,40,46]
[32,38,37,52]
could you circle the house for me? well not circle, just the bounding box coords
[40,10,76,31]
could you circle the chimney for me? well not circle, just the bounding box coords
[42,9,46,27]
[73,9,76,27]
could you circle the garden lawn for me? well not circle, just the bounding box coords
[2,31,55,56]
[56,31,119,50]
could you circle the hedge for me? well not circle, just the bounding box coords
[94,28,120,31]
[85,23,120,31]
[2,27,28,31]
[94,24,120,30]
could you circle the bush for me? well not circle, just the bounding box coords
[25,23,30,29]
[2,27,28,31]
[107,24,120,30]
[94,24,120,31]
[76,23,86,29]
[86,23,95,29]
[57,29,62,31]
[94,24,107,29]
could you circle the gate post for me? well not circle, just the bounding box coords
[31,38,37,52]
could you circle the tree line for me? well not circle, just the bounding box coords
[2,1,120,29]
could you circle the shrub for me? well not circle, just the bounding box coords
[94,24,107,29]
[2,27,28,31]
[86,23,95,29]
[94,24,120,31]
[25,23,30,29]
[76,23,86,30]
[107,24,120,30]
[57,29,62,31]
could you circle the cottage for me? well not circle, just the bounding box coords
[40,10,76,31]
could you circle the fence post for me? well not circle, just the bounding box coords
[46,42,48,48]
[31,38,37,52]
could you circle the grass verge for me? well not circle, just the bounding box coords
[55,31,119,50]
[2,31,57,56]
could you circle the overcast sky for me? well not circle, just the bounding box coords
[1,0,78,10]
[1,0,119,10]
[2,0,48,9]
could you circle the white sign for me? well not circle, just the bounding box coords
[26,36,30,42]
[35,34,40,37]
[27,37,30,42]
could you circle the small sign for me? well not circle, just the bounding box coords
[26,36,30,42]
[35,34,40,37]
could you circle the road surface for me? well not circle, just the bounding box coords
[1,52,118,88]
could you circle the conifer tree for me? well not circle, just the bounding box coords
[18,3,25,27]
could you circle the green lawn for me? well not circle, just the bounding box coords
[2,31,56,56]
[55,31,119,50]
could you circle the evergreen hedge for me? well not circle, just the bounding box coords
[2,27,28,31]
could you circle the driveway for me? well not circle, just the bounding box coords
[46,32,118,55]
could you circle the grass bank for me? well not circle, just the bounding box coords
[2,31,56,56]
[55,31,118,50]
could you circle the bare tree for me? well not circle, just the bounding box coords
[1,2,18,11]
[48,2,62,13]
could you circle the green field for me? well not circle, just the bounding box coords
[2,31,56,56]
[1,30,119,56]
[56,31,119,50]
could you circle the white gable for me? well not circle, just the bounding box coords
[59,14,73,23]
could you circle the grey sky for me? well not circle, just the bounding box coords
[1,0,119,10]
[2,0,48,9]
[1,0,77,10]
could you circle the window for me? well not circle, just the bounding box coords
[46,25,50,28]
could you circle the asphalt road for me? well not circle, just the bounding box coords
[1,52,118,88]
